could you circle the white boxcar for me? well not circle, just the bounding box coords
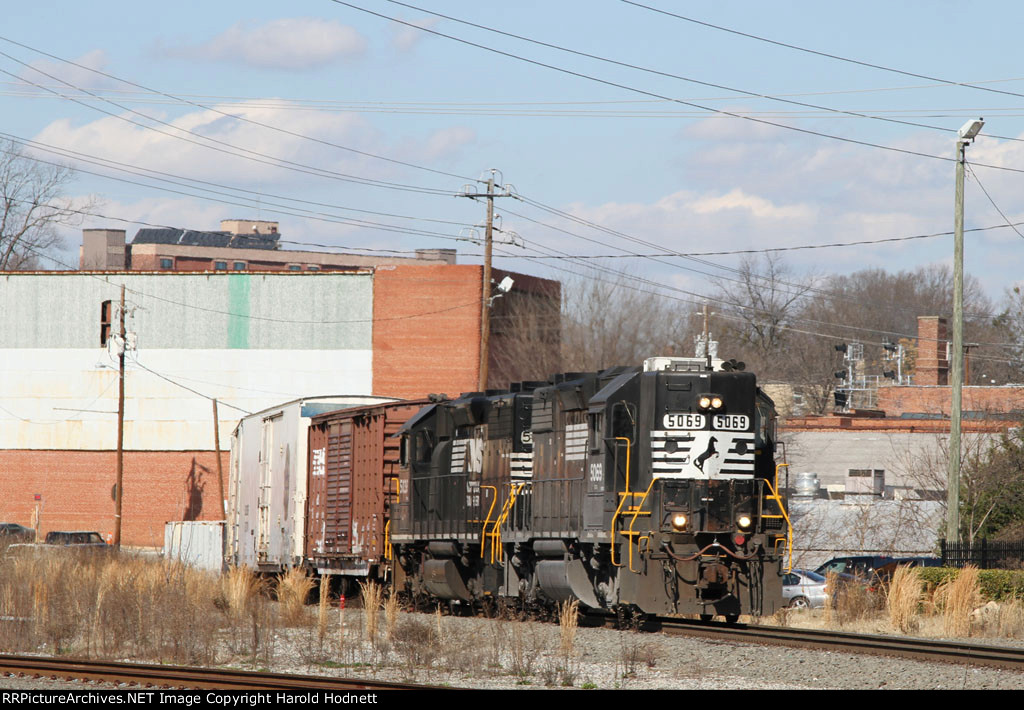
[228,395,395,571]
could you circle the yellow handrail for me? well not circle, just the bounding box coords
[762,464,794,572]
[608,436,635,568]
[478,485,498,559]
[383,475,400,561]
[487,483,525,564]
[626,477,656,572]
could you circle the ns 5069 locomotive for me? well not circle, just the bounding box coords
[390,356,792,621]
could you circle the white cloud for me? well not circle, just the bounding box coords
[32,100,381,187]
[687,189,814,220]
[19,49,117,92]
[175,18,367,71]
[391,17,440,52]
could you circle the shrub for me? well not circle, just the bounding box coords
[918,567,1024,602]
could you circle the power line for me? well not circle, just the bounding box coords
[128,355,251,415]
[0,141,475,244]
[375,0,1024,143]
[329,0,1024,174]
[10,76,1024,105]
[0,34,478,185]
[620,1,1024,104]
[1,132,472,231]
[966,163,1024,241]
[0,52,458,196]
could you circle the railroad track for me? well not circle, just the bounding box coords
[0,654,437,690]
[638,617,1024,671]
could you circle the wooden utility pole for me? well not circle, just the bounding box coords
[213,398,226,519]
[459,170,509,391]
[948,118,984,542]
[480,173,495,391]
[113,284,125,549]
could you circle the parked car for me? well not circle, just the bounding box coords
[783,569,829,609]
[0,523,35,543]
[43,531,109,549]
[814,555,894,580]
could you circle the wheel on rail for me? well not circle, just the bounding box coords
[789,596,809,610]
[724,614,740,624]
[698,613,714,623]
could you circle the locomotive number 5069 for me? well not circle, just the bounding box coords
[713,414,749,431]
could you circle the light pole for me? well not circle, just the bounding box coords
[947,117,984,543]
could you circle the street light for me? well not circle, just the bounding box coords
[947,117,984,543]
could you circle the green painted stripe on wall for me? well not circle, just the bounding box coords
[227,273,250,349]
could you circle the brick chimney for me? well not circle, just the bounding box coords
[916,316,948,385]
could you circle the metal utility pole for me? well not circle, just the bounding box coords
[948,117,984,543]
[113,284,126,549]
[460,170,511,391]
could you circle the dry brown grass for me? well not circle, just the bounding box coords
[276,567,315,626]
[434,604,444,644]
[822,571,837,625]
[937,565,982,637]
[359,580,383,642]
[0,549,222,664]
[221,566,262,619]
[995,598,1024,638]
[886,565,923,634]
[317,574,331,642]
[558,599,579,656]
[833,580,876,626]
[384,591,400,641]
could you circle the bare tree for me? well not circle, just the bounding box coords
[560,269,694,372]
[0,139,96,270]
[713,253,817,377]
[488,273,563,386]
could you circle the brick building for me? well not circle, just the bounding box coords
[2,240,560,546]
[80,221,458,272]
[780,315,1023,498]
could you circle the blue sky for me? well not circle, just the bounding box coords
[5,1,1024,309]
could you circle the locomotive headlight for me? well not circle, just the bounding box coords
[697,395,724,411]
[737,515,752,530]
[671,513,688,531]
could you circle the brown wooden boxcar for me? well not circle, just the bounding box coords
[305,400,429,579]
